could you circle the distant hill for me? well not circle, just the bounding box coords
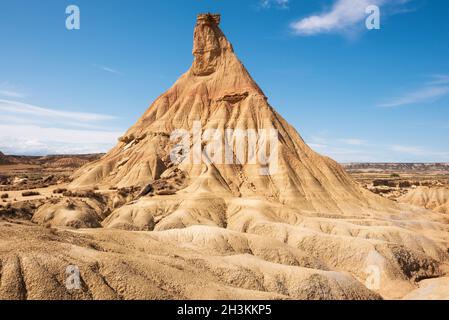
[0,151,103,167]
[400,186,449,214]
[0,151,13,165]
[342,163,449,173]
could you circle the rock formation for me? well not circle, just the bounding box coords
[70,13,392,217]
[0,151,12,165]
[400,186,449,214]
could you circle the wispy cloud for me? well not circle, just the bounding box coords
[93,64,122,75]
[0,126,121,155]
[0,99,115,123]
[390,145,425,156]
[0,90,25,98]
[379,75,449,107]
[0,99,122,155]
[309,135,328,145]
[259,0,289,9]
[428,74,449,85]
[308,143,378,162]
[0,82,26,98]
[390,144,449,157]
[307,135,373,161]
[340,138,365,145]
[307,135,449,162]
[307,143,328,150]
[290,0,409,36]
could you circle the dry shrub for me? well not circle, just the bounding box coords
[66,200,76,210]
[399,181,412,188]
[62,189,102,201]
[22,191,40,197]
[118,187,139,197]
[373,180,397,187]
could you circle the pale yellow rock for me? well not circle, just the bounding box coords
[403,277,449,300]
[399,186,449,214]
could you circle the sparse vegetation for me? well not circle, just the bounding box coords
[373,179,397,187]
[117,186,139,197]
[399,181,412,188]
[62,189,102,200]
[0,193,8,199]
[346,163,449,201]
[66,200,76,210]
[0,199,42,219]
[53,188,68,194]
[22,191,40,197]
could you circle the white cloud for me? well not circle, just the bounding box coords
[379,75,449,107]
[0,90,25,98]
[308,143,378,162]
[308,135,328,145]
[390,145,424,155]
[0,125,122,155]
[0,82,26,98]
[0,99,122,155]
[340,138,365,145]
[94,64,122,75]
[0,99,115,123]
[307,143,328,149]
[307,136,449,162]
[260,0,289,9]
[390,145,449,157]
[290,0,409,36]
[429,74,449,85]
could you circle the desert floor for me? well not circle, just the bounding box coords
[1,160,449,300]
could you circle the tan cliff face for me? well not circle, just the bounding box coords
[400,186,449,214]
[192,14,230,76]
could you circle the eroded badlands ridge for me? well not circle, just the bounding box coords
[2,14,449,300]
[70,13,390,215]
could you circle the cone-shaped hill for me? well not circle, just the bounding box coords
[70,13,393,216]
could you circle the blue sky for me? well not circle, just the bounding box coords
[0,0,448,162]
